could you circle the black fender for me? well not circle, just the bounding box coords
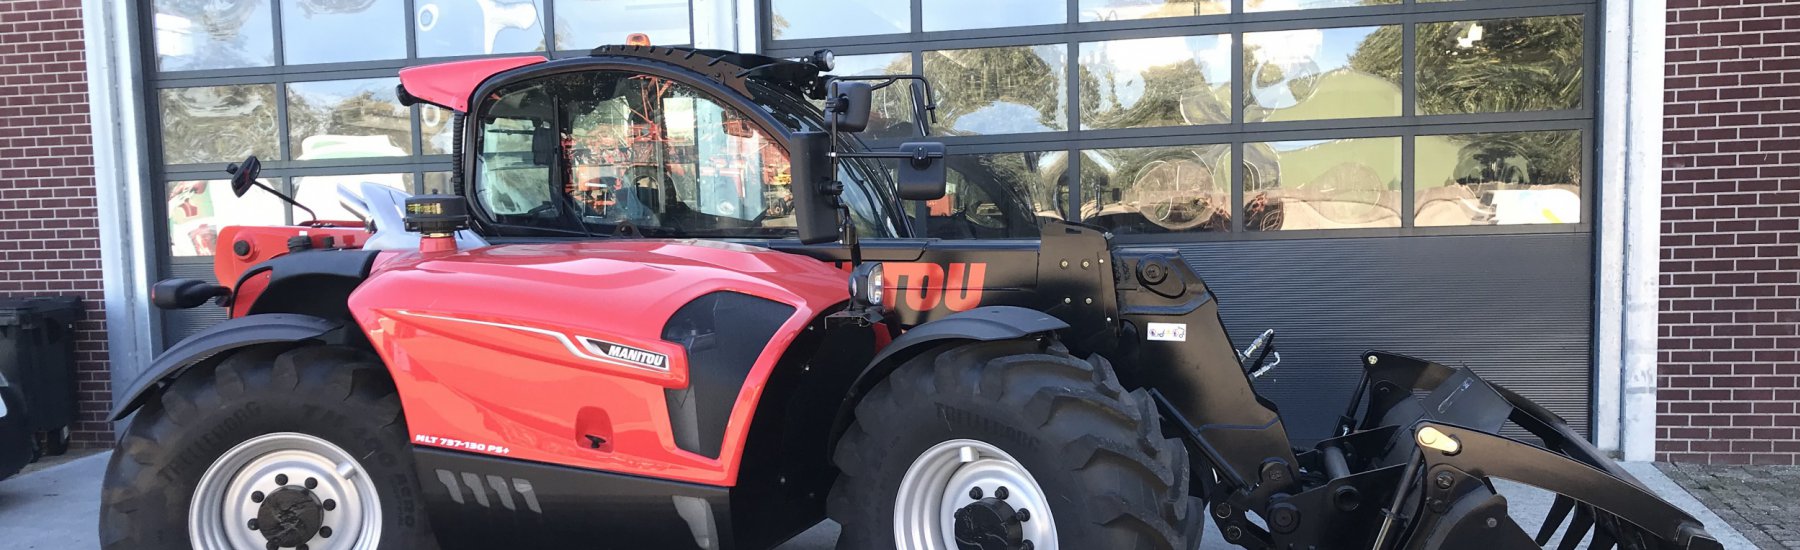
[109,313,341,421]
[234,249,381,322]
[828,306,1069,448]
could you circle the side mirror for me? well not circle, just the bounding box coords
[789,131,842,245]
[227,155,262,197]
[895,142,947,200]
[826,81,873,133]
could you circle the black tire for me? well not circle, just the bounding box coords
[829,339,1204,550]
[100,344,438,550]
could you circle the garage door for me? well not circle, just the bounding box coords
[763,0,1598,439]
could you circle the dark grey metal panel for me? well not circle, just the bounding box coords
[163,260,229,345]
[1155,232,1593,443]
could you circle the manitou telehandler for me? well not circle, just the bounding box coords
[102,44,1719,550]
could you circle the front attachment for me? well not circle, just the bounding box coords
[1356,353,1721,550]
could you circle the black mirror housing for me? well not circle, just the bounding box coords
[895,142,948,201]
[150,278,229,310]
[789,131,842,245]
[227,155,262,197]
[826,80,873,133]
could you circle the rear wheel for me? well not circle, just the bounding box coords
[101,345,437,550]
[829,339,1204,550]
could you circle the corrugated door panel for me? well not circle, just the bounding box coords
[164,259,230,346]
[1158,232,1593,444]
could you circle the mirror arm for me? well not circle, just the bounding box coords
[251,179,320,224]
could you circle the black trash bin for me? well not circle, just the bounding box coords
[0,296,82,458]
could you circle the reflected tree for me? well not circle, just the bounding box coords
[159,86,280,164]
[924,47,1065,135]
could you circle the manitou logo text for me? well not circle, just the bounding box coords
[581,338,669,371]
[886,262,988,313]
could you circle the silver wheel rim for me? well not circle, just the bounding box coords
[189,432,381,550]
[894,439,1058,550]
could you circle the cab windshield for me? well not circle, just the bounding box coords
[472,69,899,239]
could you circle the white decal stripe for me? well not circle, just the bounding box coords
[397,311,672,373]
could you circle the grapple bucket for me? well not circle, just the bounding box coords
[1355,352,1722,550]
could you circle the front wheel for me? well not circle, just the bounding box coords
[100,345,437,550]
[829,339,1204,550]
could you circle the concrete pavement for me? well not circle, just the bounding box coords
[0,452,1754,549]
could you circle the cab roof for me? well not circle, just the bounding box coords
[397,45,827,114]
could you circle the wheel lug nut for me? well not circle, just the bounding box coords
[968,487,983,500]
[323,499,337,511]
[265,542,279,550]
[994,487,1009,500]
[250,491,265,503]
[1022,541,1034,550]
[320,526,333,538]
[305,477,318,490]
[1016,509,1031,522]
[275,474,288,486]
[247,519,259,530]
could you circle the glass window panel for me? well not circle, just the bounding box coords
[1415,130,1582,226]
[829,53,917,140]
[1245,0,1397,12]
[927,152,1065,239]
[1244,137,1400,231]
[424,171,453,194]
[166,178,286,256]
[293,173,413,222]
[280,0,405,64]
[555,0,690,49]
[159,85,280,165]
[422,105,455,155]
[1243,26,1400,123]
[1079,0,1228,22]
[1417,16,1584,115]
[924,45,1069,136]
[1082,145,1231,234]
[1080,34,1232,130]
[287,78,411,160]
[154,0,275,71]
[770,0,907,40]
[416,0,545,57]
[922,0,1063,31]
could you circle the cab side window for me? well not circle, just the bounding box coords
[474,70,799,238]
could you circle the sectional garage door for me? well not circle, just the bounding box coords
[762,0,1599,439]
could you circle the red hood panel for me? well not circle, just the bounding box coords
[348,240,848,485]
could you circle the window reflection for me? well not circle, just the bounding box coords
[280,0,406,65]
[1080,35,1232,129]
[159,85,280,165]
[928,152,1064,239]
[166,178,286,256]
[1079,0,1228,22]
[829,53,918,140]
[293,174,412,222]
[922,0,1064,31]
[1417,17,1584,115]
[415,0,544,57]
[1083,145,1231,234]
[154,0,275,71]
[422,105,455,155]
[924,45,1069,136]
[287,78,411,160]
[1245,138,1400,231]
[770,0,907,40]
[1244,26,1400,123]
[1245,0,1397,12]
[1416,131,1581,226]
[556,0,691,49]
[424,171,453,194]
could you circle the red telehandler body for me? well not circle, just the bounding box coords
[101,45,1719,550]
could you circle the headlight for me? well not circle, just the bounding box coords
[850,262,884,308]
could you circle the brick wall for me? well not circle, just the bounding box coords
[1659,0,1800,465]
[0,0,109,447]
